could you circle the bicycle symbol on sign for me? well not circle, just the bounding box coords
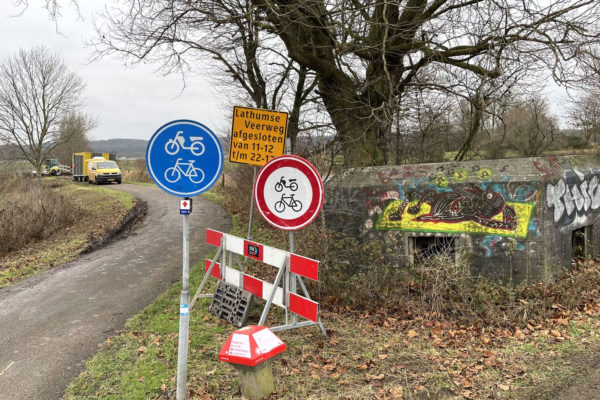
[274,194,302,213]
[165,131,205,156]
[274,176,298,192]
[165,158,205,184]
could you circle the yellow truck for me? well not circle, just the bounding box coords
[86,157,122,184]
[72,152,118,182]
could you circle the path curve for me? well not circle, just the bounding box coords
[0,184,231,400]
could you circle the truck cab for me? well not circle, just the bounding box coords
[87,157,122,184]
[45,159,61,175]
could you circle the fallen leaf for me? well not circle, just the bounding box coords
[139,376,145,383]
[378,354,389,360]
[498,384,509,391]
[366,373,385,381]
[550,329,561,338]
[514,329,525,340]
[390,386,404,399]
[309,362,321,369]
[160,383,167,392]
[407,330,418,338]
[137,346,147,354]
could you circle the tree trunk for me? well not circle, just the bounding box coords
[317,78,387,167]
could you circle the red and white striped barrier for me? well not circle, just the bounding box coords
[196,229,324,333]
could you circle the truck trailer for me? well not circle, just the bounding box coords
[72,152,116,181]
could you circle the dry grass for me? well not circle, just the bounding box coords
[121,159,153,183]
[0,175,138,287]
[0,176,81,255]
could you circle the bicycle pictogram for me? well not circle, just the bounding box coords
[274,176,298,192]
[274,193,302,213]
[165,158,205,184]
[165,130,205,156]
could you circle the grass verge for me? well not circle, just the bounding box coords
[0,177,139,288]
[62,177,600,399]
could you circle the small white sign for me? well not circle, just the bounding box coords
[253,329,283,355]
[228,333,251,358]
[180,199,192,215]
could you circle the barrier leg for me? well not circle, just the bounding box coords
[258,262,286,326]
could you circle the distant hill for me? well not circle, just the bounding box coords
[89,139,148,158]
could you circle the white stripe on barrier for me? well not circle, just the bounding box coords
[205,260,285,308]
[206,229,288,269]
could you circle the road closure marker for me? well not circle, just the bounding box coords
[254,155,324,231]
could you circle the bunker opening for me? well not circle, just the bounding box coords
[572,226,591,260]
[412,236,456,264]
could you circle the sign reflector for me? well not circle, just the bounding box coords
[288,293,319,322]
[289,254,319,281]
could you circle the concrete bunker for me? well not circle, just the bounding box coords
[324,155,600,284]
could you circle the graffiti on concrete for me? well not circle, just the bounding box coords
[533,156,561,179]
[546,169,600,224]
[479,235,526,258]
[391,183,518,229]
[376,182,535,238]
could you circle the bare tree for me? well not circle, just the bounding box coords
[246,0,600,166]
[94,0,325,154]
[568,93,600,145]
[50,111,96,164]
[501,96,559,157]
[0,46,85,179]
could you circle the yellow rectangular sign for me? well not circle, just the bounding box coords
[230,106,288,166]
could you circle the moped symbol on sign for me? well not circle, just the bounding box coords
[146,120,223,197]
[254,155,324,231]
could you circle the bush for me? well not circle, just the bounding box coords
[121,159,152,183]
[0,176,81,255]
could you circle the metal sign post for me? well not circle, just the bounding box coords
[177,198,190,400]
[247,166,257,240]
[146,120,224,400]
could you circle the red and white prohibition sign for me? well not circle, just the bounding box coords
[254,155,324,230]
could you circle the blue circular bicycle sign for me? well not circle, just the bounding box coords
[146,120,223,197]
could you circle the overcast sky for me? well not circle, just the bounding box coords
[1,1,572,142]
[0,2,225,141]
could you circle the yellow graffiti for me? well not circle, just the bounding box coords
[434,175,449,187]
[477,168,493,180]
[376,200,534,238]
[453,169,468,182]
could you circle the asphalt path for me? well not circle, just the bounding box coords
[0,184,231,400]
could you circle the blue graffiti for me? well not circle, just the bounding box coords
[528,219,541,237]
[480,235,526,257]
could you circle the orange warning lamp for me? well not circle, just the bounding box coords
[218,325,286,367]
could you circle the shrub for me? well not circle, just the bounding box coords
[0,176,81,255]
[120,159,152,183]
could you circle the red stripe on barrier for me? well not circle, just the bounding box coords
[243,275,263,298]
[244,240,264,262]
[205,259,222,279]
[289,293,318,322]
[206,229,223,247]
[289,254,319,281]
